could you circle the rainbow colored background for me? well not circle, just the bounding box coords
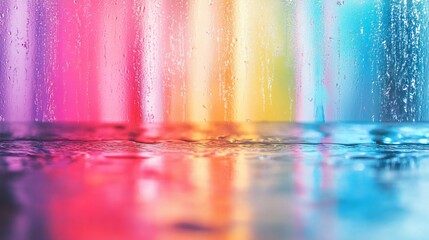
[1,1,428,123]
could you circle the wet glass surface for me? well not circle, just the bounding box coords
[1,123,429,240]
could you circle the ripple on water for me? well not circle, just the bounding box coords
[0,123,429,239]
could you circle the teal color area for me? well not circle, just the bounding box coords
[378,1,429,122]
[309,0,327,122]
[335,1,380,121]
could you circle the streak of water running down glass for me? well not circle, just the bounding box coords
[1,123,429,240]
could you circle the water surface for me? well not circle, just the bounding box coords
[0,123,428,240]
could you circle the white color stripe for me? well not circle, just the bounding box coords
[143,0,164,123]
[295,0,316,122]
[6,0,33,121]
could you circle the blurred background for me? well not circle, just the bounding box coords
[1,0,428,123]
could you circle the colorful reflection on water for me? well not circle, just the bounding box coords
[1,123,429,240]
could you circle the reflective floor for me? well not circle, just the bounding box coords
[1,123,429,240]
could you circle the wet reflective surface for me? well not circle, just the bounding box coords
[1,123,429,240]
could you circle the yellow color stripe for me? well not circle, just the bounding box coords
[234,0,295,122]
